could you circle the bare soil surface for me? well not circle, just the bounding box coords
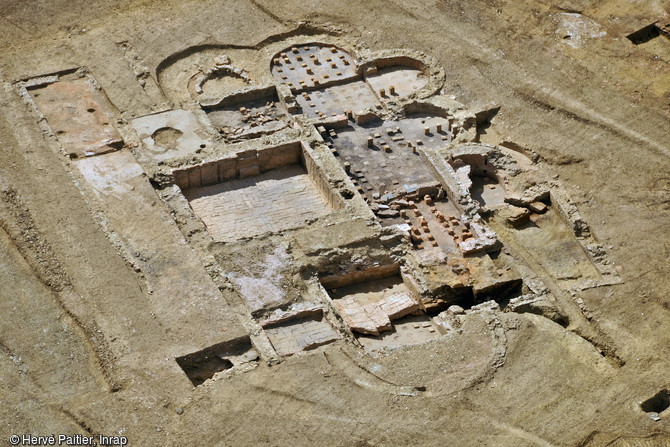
[1,1,670,446]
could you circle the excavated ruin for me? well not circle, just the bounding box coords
[15,36,626,377]
[2,2,670,445]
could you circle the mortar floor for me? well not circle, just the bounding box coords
[184,165,332,241]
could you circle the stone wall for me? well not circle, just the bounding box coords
[173,141,302,189]
[300,141,345,210]
[200,84,278,109]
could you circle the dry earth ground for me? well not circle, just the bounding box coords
[1,0,670,446]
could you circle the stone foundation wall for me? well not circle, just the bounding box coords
[300,141,345,210]
[173,141,302,189]
[320,263,400,290]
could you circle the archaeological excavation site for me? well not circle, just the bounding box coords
[1,0,670,446]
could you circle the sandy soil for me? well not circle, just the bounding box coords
[1,1,670,446]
